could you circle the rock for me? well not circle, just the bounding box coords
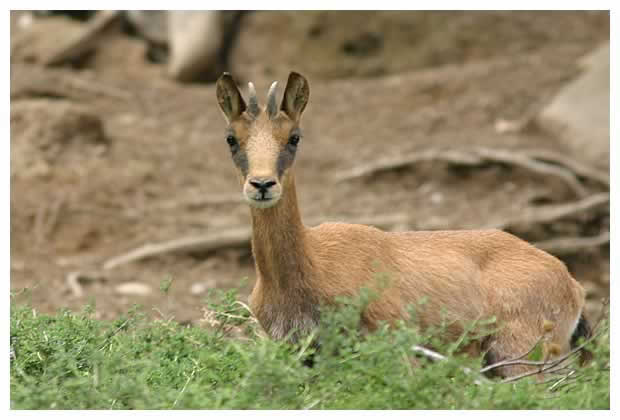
[536,42,609,170]
[167,11,224,82]
[114,282,153,296]
[11,260,25,271]
[190,278,218,296]
[125,10,168,45]
[430,192,444,205]
[190,283,208,296]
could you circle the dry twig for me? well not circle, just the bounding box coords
[479,337,543,374]
[547,370,577,392]
[497,327,603,384]
[410,299,608,388]
[411,345,491,385]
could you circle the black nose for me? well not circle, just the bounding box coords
[249,178,277,192]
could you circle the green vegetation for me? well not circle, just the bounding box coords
[10,287,609,409]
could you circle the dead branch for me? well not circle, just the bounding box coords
[101,214,411,270]
[334,147,609,197]
[534,231,610,254]
[547,370,577,392]
[333,148,484,182]
[487,192,609,230]
[523,149,609,187]
[102,226,252,270]
[479,337,543,374]
[66,270,106,298]
[474,147,589,197]
[411,345,448,363]
[497,327,603,384]
[66,272,85,298]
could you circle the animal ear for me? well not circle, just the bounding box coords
[216,73,247,122]
[281,72,309,121]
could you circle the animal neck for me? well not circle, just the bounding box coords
[250,174,309,290]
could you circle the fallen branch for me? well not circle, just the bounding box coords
[534,231,610,253]
[487,192,609,230]
[335,147,609,197]
[523,149,609,187]
[103,213,411,270]
[474,147,588,197]
[65,270,106,298]
[102,226,252,270]
[334,148,484,183]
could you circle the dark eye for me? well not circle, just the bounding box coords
[226,135,237,147]
[288,134,300,146]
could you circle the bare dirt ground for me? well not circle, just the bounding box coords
[10,11,609,324]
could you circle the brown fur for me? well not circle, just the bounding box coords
[215,72,587,377]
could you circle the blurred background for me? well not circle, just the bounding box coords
[10,10,609,324]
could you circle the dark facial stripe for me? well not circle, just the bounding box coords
[277,143,297,177]
[232,149,249,176]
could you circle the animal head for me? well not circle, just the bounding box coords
[215,72,309,209]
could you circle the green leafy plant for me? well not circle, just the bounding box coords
[10,288,609,409]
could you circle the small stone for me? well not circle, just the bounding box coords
[115,282,153,296]
[17,12,34,29]
[494,118,526,134]
[11,260,25,271]
[430,192,443,205]
[190,283,207,296]
[536,42,609,170]
[190,278,217,295]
